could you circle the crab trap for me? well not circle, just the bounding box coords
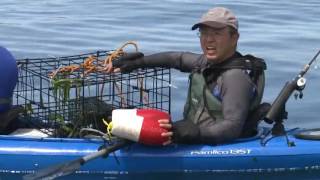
[13,50,171,138]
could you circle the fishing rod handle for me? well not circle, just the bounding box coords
[265,80,297,122]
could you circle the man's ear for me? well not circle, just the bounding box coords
[231,32,239,47]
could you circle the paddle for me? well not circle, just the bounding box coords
[23,139,132,180]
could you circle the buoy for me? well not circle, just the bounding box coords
[111,109,171,145]
[0,47,18,113]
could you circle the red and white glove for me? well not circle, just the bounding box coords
[111,109,170,145]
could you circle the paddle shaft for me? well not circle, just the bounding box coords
[23,140,132,180]
[81,140,131,165]
[265,79,297,121]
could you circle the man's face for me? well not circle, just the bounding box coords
[199,26,239,63]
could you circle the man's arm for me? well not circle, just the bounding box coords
[112,51,204,73]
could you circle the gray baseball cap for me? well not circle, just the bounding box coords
[191,7,238,31]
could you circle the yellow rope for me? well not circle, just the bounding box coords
[102,118,113,138]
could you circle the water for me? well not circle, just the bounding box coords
[1,1,320,123]
[1,1,320,179]
[1,0,320,127]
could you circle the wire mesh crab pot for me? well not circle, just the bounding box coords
[14,51,171,137]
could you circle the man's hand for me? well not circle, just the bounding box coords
[105,52,144,73]
[158,119,173,146]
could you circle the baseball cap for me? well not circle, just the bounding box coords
[191,7,238,31]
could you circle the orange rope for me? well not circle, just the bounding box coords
[103,41,139,66]
[48,41,147,109]
[48,41,139,79]
[114,82,127,108]
[138,77,149,105]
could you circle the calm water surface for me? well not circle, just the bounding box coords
[1,0,320,127]
[1,1,320,180]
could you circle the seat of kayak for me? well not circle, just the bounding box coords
[294,128,320,140]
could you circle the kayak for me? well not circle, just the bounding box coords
[1,127,320,180]
[3,49,319,179]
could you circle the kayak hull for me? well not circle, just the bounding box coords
[1,127,320,180]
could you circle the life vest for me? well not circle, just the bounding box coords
[0,47,18,113]
[183,55,267,126]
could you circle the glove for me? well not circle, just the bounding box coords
[172,120,201,144]
[112,52,144,73]
[241,102,272,138]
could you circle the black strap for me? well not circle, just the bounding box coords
[210,55,266,85]
[209,54,267,71]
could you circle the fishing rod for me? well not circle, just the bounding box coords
[265,50,320,136]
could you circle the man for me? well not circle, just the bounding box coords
[108,7,266,145]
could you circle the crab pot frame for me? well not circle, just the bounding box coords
[14,51,171,137]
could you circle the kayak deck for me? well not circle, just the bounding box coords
[1,127,320,180]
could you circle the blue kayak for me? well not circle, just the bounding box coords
[1,127,320,180]
[3,50,319,179]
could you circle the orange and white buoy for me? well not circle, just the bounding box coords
[111,109,171,145]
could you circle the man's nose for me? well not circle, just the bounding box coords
[205,34,216,42]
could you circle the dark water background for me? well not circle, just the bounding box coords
[1,0,320,127]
